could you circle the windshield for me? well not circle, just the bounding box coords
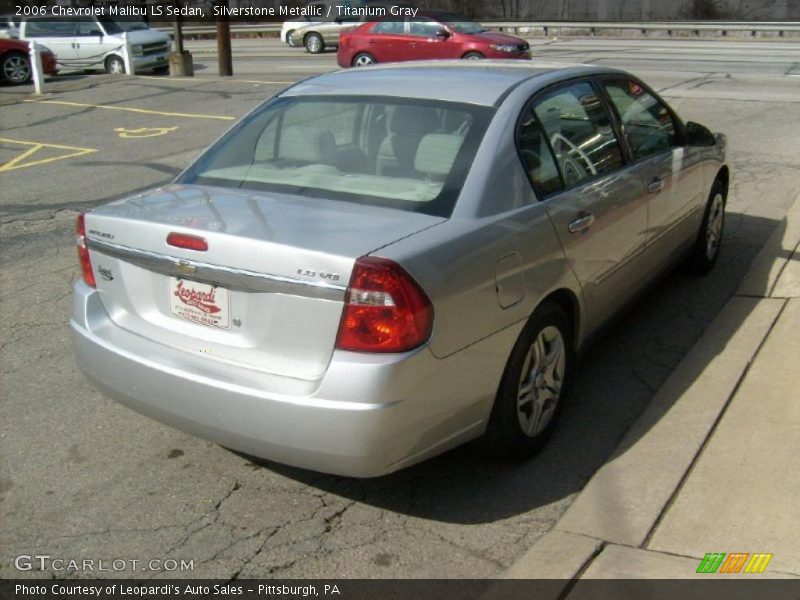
[178,96,493,218]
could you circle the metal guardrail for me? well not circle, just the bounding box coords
[155,21,800,39]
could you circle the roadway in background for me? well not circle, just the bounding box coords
[1,37,798,578]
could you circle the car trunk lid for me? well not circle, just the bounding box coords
[85,184,443,381]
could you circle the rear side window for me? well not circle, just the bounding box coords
[371,20,404,34]
[532,81,624,189]
[603,79,679,160]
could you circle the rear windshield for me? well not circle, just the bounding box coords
[178,96,494,218]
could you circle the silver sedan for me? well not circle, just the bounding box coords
[71,62,728,477]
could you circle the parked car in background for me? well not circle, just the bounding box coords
[338,12,531,67]
[19,15,170,74]
[0,38,58,84]
[280,0,330,47]
[72,63,728,478]
[290,15,364,53]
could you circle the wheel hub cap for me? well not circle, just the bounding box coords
[517,326,566,438]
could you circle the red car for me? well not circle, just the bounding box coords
[0,38,58,85]
[338,12,531,68]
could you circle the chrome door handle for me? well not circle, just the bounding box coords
[568,213,595,234]
[648,177,663,194]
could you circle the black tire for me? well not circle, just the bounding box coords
[105,55,125,75]
[351,52,376,67]
[685,180,726,275]
[462,51,485,60]
[483,301,574,458]
[304,33,324,54]
[286,30,297,47]
[152,65,169,75]
[1,51,32,84]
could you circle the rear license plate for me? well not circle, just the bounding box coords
[169,277,230,329]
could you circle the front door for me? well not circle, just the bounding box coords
[601,78,705,251]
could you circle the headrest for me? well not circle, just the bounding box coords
[278,127,335,163]
[388,105,440,135]
[414,134,464,176]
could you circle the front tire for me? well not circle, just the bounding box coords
[105,55,125,75]
[1,52,32,84]
[304,33,324,54]
[484,301,573,458]
[462,51,485,60]
[286,30,297,47]
[685,180,726,275]
[352,52,376,67]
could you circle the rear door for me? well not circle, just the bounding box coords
[519,79,649,331]
[366,18,411,62]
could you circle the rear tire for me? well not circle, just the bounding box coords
[685,180,726,275]
[352,52,376,67]
[286,30,297,47]
[105,55,125,75]
[1,51,32,84]
[304,33,324,54]
[462,51,484,60]
[483,301,574,458]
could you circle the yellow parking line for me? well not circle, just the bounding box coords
[0,137,97,172]
[23,99,235,121]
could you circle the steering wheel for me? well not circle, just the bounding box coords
[550,132,596,176]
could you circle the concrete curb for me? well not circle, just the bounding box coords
[503,193,800,582]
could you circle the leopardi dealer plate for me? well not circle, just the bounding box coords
[169,277,230,329]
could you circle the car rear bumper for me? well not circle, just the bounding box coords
[71,282,515,477]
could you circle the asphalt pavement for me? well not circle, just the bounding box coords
[1,37,799,579]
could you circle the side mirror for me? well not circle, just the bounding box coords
[435,28,450,39]
[685,121,716,147]
[334,17,342,24]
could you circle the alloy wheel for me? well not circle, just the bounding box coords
[3,54,30,83]
[706,192,724,260]
[516,326,566,438]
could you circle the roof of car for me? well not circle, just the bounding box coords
[282,61,625,106]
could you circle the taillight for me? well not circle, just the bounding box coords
[336,257,433,353]
[167,232,208,251]
[76,213,96,288]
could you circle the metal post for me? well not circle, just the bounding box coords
[216,0,233,77]
[173,1,184,54]
[28,41,44,95]
[121,31,134,76]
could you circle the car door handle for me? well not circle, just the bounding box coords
[568,213,595,234]
[648,177,663,194]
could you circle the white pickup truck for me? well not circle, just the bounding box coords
[19,16,171,74]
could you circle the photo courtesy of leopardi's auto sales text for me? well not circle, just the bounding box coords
[2,0,800,597]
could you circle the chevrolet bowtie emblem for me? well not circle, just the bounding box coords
[175,260,197,276]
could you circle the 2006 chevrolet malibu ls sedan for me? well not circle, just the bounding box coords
[72,62,728,477]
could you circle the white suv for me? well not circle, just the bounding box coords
[19,16,171,74]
